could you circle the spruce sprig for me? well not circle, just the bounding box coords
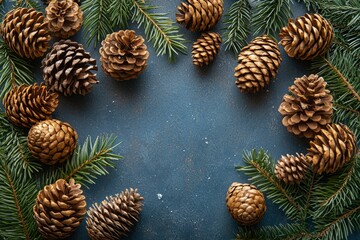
[109,0,132,29]
[236,223,306,240]
[12,0,42,11]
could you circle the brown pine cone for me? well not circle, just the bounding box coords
[34,179,86,239]
[42,40,98,95]
[2,84,59,129]
[226,182,266,226]
[45,0,83,38]
[99,30,149,81]
[275,153,309,184]
[234,35,282,93]
[86,188,144,240]
[279,13,334,60]
[0,8,51,59]
[27,119,78,165]
[307,123,357,175]
[192,31,222,67]
[176,0,224,32]
[278,74,333,138]
[42,0,80,4]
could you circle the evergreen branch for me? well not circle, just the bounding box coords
[13,0,42,11]
[130,0,187,61]
[251,0,293,37]
[109,0,132,29]
[223,0,251,55]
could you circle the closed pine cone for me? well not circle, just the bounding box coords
[99,30,149,81]
[234,35,282,93]
[279,13,334,60]
[278,74,333,138]
[34,179,86,239]
[176,0,224,32]
[27,119,78,165]
[42,40,98,95]
[307,123,357,175]
[86,188,144,240]
[192,31,222,67]
[2,83,59,129]
[226,182,266,226]
[46,0,83,38]
[275,153,309,184]
[1,8,51,59]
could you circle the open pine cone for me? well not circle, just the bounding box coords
[2,84,59,129]
[99,30,149,81]
[307,123,357,175]
[234,35,282,93]
[45,0,83,38]
[279,13,334,60]
[34,179,86,239]
[86,188,144,240]
[42,40,98,95]
[192,31,222,67]
[176,0,224,32]
[1,8,51,59]
[275,153,309,184]
[278,74,333,138]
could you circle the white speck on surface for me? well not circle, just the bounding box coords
[272,105,275,109]
[157,193,163,200]
[112,100,115,103]
[207,177,211,180]
[205,141,209,144]
[183,149,186,152]
[109,110,112,113]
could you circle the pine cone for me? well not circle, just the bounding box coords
[34,179,86,239]
[99,30,149,81]
[278,74,333,138]
[86,188,144,240]
[42,0,80,4]
[192,31,222,67]
[176,0,224,32]
[279,13,334,60]
[27,119,78,165]
[42,40,98,95]
[307,123,357,175]
[45,0,83,38]
[275,153,309,184]
[2,84,59,129]
[234,35,282,93]
[1,8,51,59]
[226,182,266,226]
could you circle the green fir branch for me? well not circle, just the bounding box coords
[109,0,132,29]
[236,223,306,240]
[223,0,251,55]
[12,0,42,11]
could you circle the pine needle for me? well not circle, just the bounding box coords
[109,0,132,29]
[236,223,306,240]
[12,0,42,11]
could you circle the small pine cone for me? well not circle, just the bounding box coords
[275,154,309,184]
[176,0,224,32]
[2,84,59,129]
[192,31,222,67]
[307,123,357,175]
[1,8,51,59]
[279,13,334,60]
[234,35,282,93]
[99,30,149,81]
[34,179,86,239]
[42,40,98,96]
[86,188,144,240]
[45,0,83,38]
[278,74,333,138]
[226,182,266,226]
[27,119,78,165]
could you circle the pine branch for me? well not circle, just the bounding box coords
[223,0,251,55]
[109,0,132,29]
[12,0,42,11]
[251,0,293,37]
[236,223,306,240]
[130,0,187,61]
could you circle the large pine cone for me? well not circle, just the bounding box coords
[278,74,333,138]
[2,84,59,129]
[307,123,357,175]
[275,154,309,184]
[86,188,144,240]
[234,35,282,93]
[279,13,334,60]
[27,119,78,165]
[192,31,222,67]
[45,0,83,38]
[99,30,149,81]
[226,182,266,226]
[34,179,86,239]
[176,0,224,32]
[1,8,51,59]
[42,40,98,95]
